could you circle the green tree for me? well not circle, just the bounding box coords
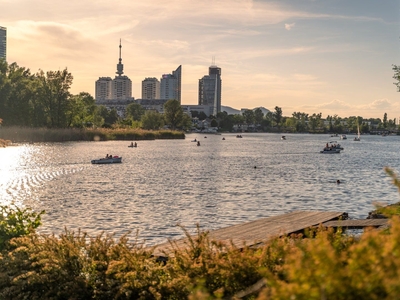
[0,205,44,250]
[141,110,164,130]
[68,92,96,128]
[0,61,36,126]
[164,99,184,130]
[273,106,283,127]
[35,68,73,128]
[181,113,193,131]
[191,111,199,118]
[254,108,264,125]
[126,103,145,121]
[97,106,119,127]
[383,112,388,129]
[198,111,207,121]
[210,119,218,127]
[106,108,119,126]
[242,109,255,125]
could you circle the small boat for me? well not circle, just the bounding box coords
[328,141,343,150]
[340,134,347,140]
[128,143,137,148]
[320,148,341,154]
[354,123,360,141]
[91,156,122,164]
[321,142,341,154]
[236,135,243,138]
[281,136,286,140]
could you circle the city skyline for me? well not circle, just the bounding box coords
[1,0,399,118]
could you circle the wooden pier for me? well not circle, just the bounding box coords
[151,211,347,257]
[322,219,388,229]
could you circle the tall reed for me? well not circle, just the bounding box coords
[0,127,185,143]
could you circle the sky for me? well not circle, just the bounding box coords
[1,0,399,119]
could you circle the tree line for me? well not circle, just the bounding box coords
[1,59,399,133]
[0,60,191,131]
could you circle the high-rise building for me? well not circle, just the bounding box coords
[0,26,6,61]
[160,65,181,102]
[95,40,132,101]
[198,65,222,115]
[112,39,132,100]
[95,77,113,100]
[142,77,160,99]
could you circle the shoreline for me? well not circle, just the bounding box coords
[0,126,185,143]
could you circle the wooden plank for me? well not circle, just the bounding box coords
[322,219,388,229]
[150,211,345,257]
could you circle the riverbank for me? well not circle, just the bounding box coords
[0,126,185,143]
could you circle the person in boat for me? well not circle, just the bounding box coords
[197,141,200,146]
[130,142,134,147]
[194,138,197,142]
[222,137,225,140]
[134,142,137,147]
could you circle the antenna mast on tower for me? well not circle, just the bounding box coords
[116,39,124,76]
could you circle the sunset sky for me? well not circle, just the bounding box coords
[1,0,399,119]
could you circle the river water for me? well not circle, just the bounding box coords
[1,133,399,246]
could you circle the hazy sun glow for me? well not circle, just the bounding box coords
[1,0,399,118]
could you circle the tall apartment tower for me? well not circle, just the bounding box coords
[95,40,132,101]
[0,26,6,61]
[112,39,132,100]
[95,77,113,101]
[160,65,181,102]
[198,64,222,115]
[142,77,160,99]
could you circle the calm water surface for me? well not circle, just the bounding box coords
[1,133,399,246]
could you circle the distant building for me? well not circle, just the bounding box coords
[198,64,222,116]
[182,105,215,117]
[95,40,133,102]
[0,26,6,61]
[95,77,112,101]
[135,99,169,113]
[160,65,181,102]
[142,77,160,99]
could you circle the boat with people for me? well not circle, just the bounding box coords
[327,141,343,150]
[128,142,137,148]
[236,135,243,138]
[340,134,347,140]
[281,136,286,140]
[320,142,341,154]
[320,148,341,154]
[91,155,122,164]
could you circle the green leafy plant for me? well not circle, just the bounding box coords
[0,205,44,250]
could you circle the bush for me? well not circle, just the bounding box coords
[0,205,44,251]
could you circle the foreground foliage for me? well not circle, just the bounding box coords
[0,218,399,299]
[1,168,400,298]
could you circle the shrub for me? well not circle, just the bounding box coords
[0,205,44,251]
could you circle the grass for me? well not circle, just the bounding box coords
[0,126,185,143]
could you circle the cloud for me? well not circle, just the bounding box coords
[285,23,295,30]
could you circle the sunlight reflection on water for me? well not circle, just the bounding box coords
[1,133,400,246]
